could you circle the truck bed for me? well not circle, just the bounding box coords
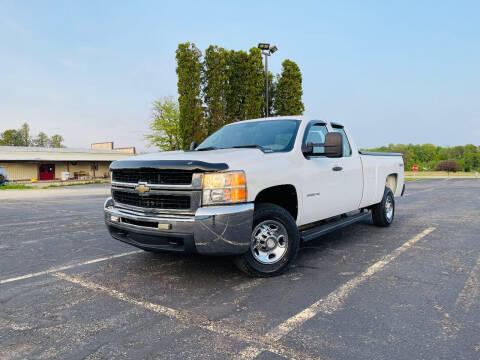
[358,152,405,208]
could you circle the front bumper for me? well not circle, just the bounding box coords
[104,197,254,255]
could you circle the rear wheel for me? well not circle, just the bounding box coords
[372,187,395,227]
[234,203,300,277]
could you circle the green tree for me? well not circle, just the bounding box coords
[49,134,64,148]
[203,45,229,135]
[33,132,50,147]
[263,71,276,117]
[145,97,181,151]
[365,143,480,172]
[225,48,264,122]
[0,129,23,146]
[0,123,65,147]
[463,144,479,172]
[243,47,264,120]
[274,59,305,116]
[176,42,204,149]
[226,50,249,122]
[18,123,31,146]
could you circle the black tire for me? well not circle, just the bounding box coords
[234,203,300,277]
[371,187,395,227]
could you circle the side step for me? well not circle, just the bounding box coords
[300,212,371,242]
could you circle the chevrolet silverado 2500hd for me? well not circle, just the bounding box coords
[104,117,404,277]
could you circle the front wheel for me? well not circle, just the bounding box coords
[234,203,300,277]
[371,187,395,227]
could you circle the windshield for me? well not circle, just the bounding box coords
[196,120,301,152]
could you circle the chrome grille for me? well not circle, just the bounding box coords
[112,190,191,210]
[112,169,193,185]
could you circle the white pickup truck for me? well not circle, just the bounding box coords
[104,116,404,276]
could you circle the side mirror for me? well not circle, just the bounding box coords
[301,142,314,156]
[189,141,198,151]
[324,133,343,158]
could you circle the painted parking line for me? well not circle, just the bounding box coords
[53,272,320,360]
[0,250,142,285]
[1,227,436,359]
[403,188,436,197]
[267,227,436,340]
[233,227,436,360]
[455,253,480,312]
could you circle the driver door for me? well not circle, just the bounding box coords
[299,122,345,224]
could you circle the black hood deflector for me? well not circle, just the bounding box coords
[110,160,229,172]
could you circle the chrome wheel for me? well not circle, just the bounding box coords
[250,220,288,264]
[385,195,394,221]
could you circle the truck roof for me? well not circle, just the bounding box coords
[234,116,343,128]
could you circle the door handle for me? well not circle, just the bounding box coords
[332,166,343,171]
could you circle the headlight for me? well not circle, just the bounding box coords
[202,171,247,205]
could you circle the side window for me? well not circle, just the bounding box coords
[304,124,328,155]
[332,128,352,157]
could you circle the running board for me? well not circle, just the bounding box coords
[300,212,371,242]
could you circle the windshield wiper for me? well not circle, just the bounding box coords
[231,145,265,151]
[196,146,217,151]
[197,145,267,152]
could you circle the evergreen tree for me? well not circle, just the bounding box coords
[243,47,264,120]
[274,59,304,116]
[263,71,276,117]
[176,42,204,149]
[203,46,229,134]
[225,48,264,122]
[226,50,249,122]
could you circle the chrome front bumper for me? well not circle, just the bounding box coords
[104,197,254,255]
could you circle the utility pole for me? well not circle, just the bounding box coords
[257,43,277,117]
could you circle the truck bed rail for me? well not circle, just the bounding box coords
[359,151,403,156]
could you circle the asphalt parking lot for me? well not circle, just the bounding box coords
[1,179,480,360]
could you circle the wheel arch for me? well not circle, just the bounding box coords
[386,173,398,195]
[254,184,298,220]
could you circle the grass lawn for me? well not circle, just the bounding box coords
[0,180,107,190]
[42,180,106,188]
[0,183,34,190]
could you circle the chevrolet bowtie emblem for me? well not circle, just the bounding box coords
[134,183,150,195]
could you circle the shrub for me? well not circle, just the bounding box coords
[435,160,460,172]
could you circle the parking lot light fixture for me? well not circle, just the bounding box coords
[258,43,278,117]
[258,43,270,51]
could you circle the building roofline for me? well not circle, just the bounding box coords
[90,141,114,145]
[0,146,126,154]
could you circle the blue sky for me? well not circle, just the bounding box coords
[1,0,479,151]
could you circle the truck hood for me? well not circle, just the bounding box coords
[110,148,267,172]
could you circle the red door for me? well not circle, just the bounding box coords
[39,164,55,181]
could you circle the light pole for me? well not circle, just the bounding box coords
[258,43,277,117]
